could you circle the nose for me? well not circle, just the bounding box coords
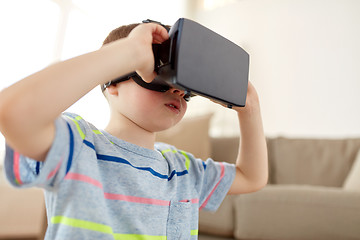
[169,87,185,98]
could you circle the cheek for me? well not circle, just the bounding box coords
[125,87,165,122]
[117,83,187,131]
[133,90,163,112]
[182,101,188,113]
[118,82,160,107]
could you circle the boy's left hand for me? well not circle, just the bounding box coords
[211,81,260,113]
[232,81,260,113]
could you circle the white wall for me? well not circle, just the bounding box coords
[1,0,360,141]
[0,0,186,159]
[193,0,360,138]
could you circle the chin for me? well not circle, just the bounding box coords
[146,119,181,133]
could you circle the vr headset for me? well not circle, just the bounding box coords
[102,18,249,108]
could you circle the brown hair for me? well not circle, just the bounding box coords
[102,23,140,46]
[100,21,170,94]
[100,23,140,94]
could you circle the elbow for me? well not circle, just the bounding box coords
[247,168,269,193]
[252,176,268,192]
[253,154,269,192]
[243,180,267,195]
[254,166,269,192]
[0,89,22,138]
[229,167,269,195]
[246,162,269,193]
[0,91,10,133]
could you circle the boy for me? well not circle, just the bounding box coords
[0,22,268,239]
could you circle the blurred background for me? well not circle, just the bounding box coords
[1,0,360,160]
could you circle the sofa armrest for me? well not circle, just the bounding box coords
[234,185,360,240]
[199,195,236,238]
[0,184,46,239]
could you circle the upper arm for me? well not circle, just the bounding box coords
[227,167,267,195]
[4,123,55,162]
[3,116,76,189]
[193,158,236,212]
[0,89,56,162]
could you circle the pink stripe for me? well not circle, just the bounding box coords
[64,172,170,206]
[65,172,103,189]
[104,193,171,206]
[65,172,199,207]
[47,158,63,180]
[200,162,225,210]
[13,151,23,185]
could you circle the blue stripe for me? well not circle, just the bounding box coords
[168,169,188,181]
[202,161,207,170]
[84,140,95,150]
[66,122,74,174]
[97,154,188,181]
[35,162,40,175]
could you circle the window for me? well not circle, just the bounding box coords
[0,0,59,153]
[0,0,186,155]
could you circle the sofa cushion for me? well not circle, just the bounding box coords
[343,149,360,191]
[156,114,213,160]
[234,185,360,240]
[268,137,360,187]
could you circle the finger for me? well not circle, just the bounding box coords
[152,32,169,44]
[138,71,156,83]
[152,38,163,44]
[143,23,169,43]
[151,24,169,41]
[210,99,228,108]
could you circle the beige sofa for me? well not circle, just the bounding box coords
[1,115,360,239]
[0,148,46,240]
[157,115,360,240]
[198,137,360,240]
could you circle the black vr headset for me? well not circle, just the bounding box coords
[102,18,249,108]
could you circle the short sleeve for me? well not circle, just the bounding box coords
[4,113,85,190]
[193,157,236,212]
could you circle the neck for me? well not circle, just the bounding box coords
[105,113,156,150]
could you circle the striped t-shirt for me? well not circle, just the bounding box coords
[4,112,236,240]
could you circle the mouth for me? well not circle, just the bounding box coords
[166,103,178,109]
[165,100,181,113]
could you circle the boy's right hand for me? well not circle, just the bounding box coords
[127,23,169,83]
[0,22,169,162]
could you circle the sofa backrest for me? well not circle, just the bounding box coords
[210,137,239,165]
[210,136,360,187]
[267,137,360,187]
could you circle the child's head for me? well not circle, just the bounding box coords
[100,23,140,94]
[102,23,139,47]
[101,22,187,133]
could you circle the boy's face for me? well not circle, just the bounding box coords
[110,80,187,132]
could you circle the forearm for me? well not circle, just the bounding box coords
[0,38,136,160]
[0,22,169,161]
[227,81,268,195]
[3,39,135,119]
[236,104,268,190]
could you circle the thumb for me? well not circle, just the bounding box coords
[137,71,156,83]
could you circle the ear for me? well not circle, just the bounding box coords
[106,84,119,96]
